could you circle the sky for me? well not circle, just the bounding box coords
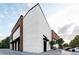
[41,3,79,43]
[0,3,79,43]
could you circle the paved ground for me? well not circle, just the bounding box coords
[0,49,38,55]
[0,49,79,55]
[40,49,79,55]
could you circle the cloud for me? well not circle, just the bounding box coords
[0,33,3,37]
[0,14,5,18]
[45,4,72,33]
[27,3,36,8]
[0,4,30,38]
[0,33,5,41]
[46,4,79,31]
[44,4,79,43]
[72,25,79,35]
[58,23,73,34]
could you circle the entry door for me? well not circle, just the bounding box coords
[18,37,20,51]
[15,41,17,51]
[12,43,14,50]
[15,40,19,51]
[44,41,47,52]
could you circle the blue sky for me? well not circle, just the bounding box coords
[0,3,29,39]
[0,3,79,43]
[0,3,63,38]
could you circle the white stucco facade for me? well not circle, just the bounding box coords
[16,41,18,50]
[10,4,51,53]
[23,4,51,53]
[10,44,12,49]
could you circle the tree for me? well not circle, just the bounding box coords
[49,40,55,49]
[69,35,79,48]
[56,38,64,49]
[0,37,10,48]
[0,42,2,48]
[63,43,69,47]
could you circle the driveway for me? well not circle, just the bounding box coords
[0,49,79,55]
[0,49,38,55]
[40,49,79,55]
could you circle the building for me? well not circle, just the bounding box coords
[51,30,60,40]
[10,3,51,53]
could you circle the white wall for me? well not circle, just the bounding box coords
[13,27,20,40]
[38,7,51,51]
[16,41,18,50]
[23,4,51,53]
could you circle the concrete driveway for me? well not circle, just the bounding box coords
[0,49,79,55]
[40,49,79,55]
[0,49,38,55]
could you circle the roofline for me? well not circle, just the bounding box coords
[24,3,51,30]
[24,3,39,18]
[11,3,51,33]
[11,15,23,33]
[38,4,51,30]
